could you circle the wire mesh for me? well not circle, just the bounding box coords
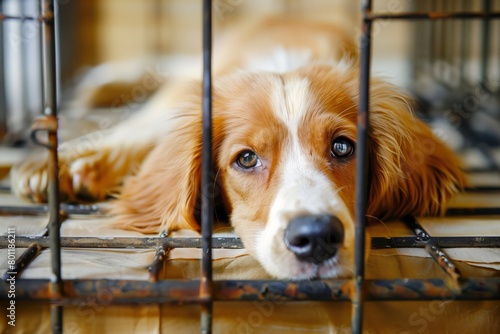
[0,1,499,334]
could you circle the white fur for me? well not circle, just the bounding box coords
[254,77,355,279]
[245,47,314,74]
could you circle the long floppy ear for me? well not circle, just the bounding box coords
[108,85,210,234]
[367,80,467,220]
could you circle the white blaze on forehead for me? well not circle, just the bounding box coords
[271,76,311,132]
[253,75,355,279]
[270,142,352,223]
[267,74,353,222]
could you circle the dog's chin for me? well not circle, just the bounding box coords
[254,249,354,280]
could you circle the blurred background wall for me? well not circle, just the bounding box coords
[1,0,499,157]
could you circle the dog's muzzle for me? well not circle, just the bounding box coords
[284,214,344,264]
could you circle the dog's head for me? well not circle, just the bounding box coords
[115,65,466,279]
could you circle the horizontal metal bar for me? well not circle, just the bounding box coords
[2,204,499,217]
[465,167,500,173]
[4,184,499,193]
[371,236,500,249]
[1,278,498,304]
[0,236,244,249]
[1,235,499,250]
[0,13,53,22]
[446,207,500,216]
[0,204,101,216]
[363,277,500,301]
[464,186,500,192]
[366,11,500,21]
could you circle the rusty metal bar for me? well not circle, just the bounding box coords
[2,203,499,217]
[466,167,500,173]
[0,236,243,249]
[148,246,170,282]
[364,277,499,301]
[370,236,500,249]
[39,0,62,332]
[2,243,43,281]
[200,0,213,332]
[1,278,499,304]
[403,216,462,294]
[446,207,500,216]
[148,240,171,282]
[0,203,101,216]
[1,235,499,250]
[365,11,500,21]
[464,186,500,192]
[353,0,372,332]
[30,115,58,149]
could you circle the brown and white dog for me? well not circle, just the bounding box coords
[11,18,466,279]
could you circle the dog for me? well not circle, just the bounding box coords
[11,17,466,280]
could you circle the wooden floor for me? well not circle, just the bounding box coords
[0,147,499,334]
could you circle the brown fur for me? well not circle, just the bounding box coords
[12,17,467,278]
[109,65,466,235]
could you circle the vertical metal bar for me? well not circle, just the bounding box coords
[0,0,8,140]
[429,0,438,80]
[148,244,170,282]
[457,0,465,86]
[0,0,6,140]
[480,0,492,89]
[200,0,213,333]
[460,0,471,85]
[439,0,448,82]
[40,0,62,333]
[20,0,30,133]
[152,0,163,55]
[409,0,423,82]
[352,0,372,333]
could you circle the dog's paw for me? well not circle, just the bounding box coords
[69,150,119,201]
[10,152,73,203]
[11,148,120,203]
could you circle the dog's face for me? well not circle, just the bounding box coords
[213,66,465,279]
[215,69,359,279]
[114,65,466,279]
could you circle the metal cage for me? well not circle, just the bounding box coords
[1,1,500,333]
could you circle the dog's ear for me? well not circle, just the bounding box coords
[367,80,467,220]
[109,84,217,234]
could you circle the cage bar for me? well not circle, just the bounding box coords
[39,0,62,332]
[200,0,214,333]
[0,1,499,333]
[1,235,499,252]
[0,1,5,138]
[480,0,492,89]
[366,11,500,21]
[352,0,373,332]
[1,243,42,280]
[2,202,500,216]
[0,203,100,215]
[2,278,498,304]
[403,216,462,293]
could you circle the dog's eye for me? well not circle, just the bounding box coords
[331,136,355,158]
[236,150,261,169]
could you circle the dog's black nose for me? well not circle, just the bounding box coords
[284,214,344,264]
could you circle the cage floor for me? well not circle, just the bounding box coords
[1,148,499,333]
